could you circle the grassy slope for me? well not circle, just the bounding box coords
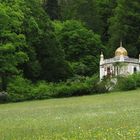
[0,90,140,140]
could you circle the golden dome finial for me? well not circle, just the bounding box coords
[115,41,128,57]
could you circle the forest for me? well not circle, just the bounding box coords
[0,0,140,102]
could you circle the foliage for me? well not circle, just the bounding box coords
[53,76,93,97]
[7,76,33,102]
[108,0,140,57]
[32,82,54,99]
[114,73,140,91]
[43,0,60,20]
[59,0,117,42]
[21,0,71,82]
[6,75,109,102]
[1,0,140,102]
[0,91,7,103]
[53,20,104,76]
[115,76,136,91]
[132,73,140,88]
[0,1,28,91]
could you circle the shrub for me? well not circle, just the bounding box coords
[5,75,109,102]
[32,82,54,99]
[132,73,140,88]
[116,76,136,91]
[95,81,109,93]
[0,92,8,103]
[7,76,33,102]
[53,75,109,97]
[52,83,73,98]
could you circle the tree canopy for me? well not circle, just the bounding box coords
[0,0,140,92]
[0,1,28,90]
[54,20,104,76]
[109,0,140,57]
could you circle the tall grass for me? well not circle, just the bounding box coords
[0,89,140,140]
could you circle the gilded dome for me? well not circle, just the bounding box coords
[115,42,128,56]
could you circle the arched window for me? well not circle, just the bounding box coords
[134,67,137,73]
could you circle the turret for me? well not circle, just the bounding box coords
[100,52,104,65]
[100,52,104,80]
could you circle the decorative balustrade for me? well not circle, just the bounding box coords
[103,57,139,64]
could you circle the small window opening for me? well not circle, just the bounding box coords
[134,67,137,73]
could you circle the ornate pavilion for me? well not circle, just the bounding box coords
[100,42,140,80]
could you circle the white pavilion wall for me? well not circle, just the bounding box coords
[127,63,140,74]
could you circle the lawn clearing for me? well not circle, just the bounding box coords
[0,90,140,140]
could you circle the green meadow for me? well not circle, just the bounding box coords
[0,89,140,140]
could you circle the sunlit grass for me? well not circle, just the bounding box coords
[0,89,140,140]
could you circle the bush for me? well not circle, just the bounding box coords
[116,76,136,91]
[51,81,89,98]
[32,82,54,99]
[52,84,73,98]
[53,75,109,98]
[5,75,109,102]
[93,79,111,94]
[7,76,33,102]
[95,82,109,93]
[132,73,140,88]
[0,92,8,103]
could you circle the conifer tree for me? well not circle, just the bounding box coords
[44,0,60,20]
[108,0,140,57]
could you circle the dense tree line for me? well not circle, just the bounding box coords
[58,0,140,57]
[0,0,140,94]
